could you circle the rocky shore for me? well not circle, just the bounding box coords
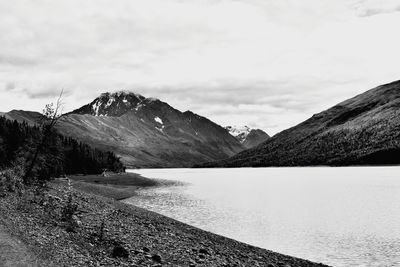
[0,177,330,267]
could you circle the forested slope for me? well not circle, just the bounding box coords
[0,116,124,178]
[203,80,400,167]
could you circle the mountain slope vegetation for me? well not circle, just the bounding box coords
[203,80,400,167]
[8,91,244,168]
[0,115,124,178]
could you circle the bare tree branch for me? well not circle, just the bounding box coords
[24,90,65,184]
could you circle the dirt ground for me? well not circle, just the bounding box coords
[0,224,45,267]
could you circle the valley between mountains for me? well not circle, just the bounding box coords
[203,80,400,167]
[4,80,400,168]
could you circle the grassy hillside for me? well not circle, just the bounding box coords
[203,80,400,167]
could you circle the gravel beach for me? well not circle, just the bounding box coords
[0,177,330,267]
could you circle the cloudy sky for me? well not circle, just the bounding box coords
[1,0,400,135]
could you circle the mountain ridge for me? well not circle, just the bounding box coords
[225,126,270,149]
[201,80,400,167]
[63,91,246,167]
[5,91,249,168]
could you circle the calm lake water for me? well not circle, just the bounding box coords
[124,167,400,267]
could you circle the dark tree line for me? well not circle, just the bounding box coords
[203,113,400,168]
[62,136,124,175]
[0,116,124,181]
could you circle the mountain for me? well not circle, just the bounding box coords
[19,91,243,168]
[4,110,42,126]
[203,80,400,167]
[225,126,251,143]
[225,126,270,149]
[242,129,271,149]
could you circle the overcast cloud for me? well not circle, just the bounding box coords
[0,0,399,135]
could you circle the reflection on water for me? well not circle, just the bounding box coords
[124,167,400,267]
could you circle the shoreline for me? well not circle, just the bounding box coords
[68,172,183,200]
[0,174,330,266]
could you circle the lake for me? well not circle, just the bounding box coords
[124,167,400,267]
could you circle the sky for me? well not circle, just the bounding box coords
[1,0,400,135]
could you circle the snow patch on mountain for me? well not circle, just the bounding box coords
[225,126,251,143]
[106,90,145,99]
[155,126,164,133]
[92,100,102,116]
[135,103,144,111]
[153,117,165,133]
[154,117,163,125]
[106,98,114,108]
[147,97,159,102]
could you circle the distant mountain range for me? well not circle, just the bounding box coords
[7,80,399,169]
[202,80,400,167]
[225,126,270,149]
[4,91,269,168]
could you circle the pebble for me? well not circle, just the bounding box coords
[111,245,129,258]
[152,254,162,263]
[199,248,209,254]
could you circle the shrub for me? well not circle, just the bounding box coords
[60,179,80,232]
[61,193,78,222]
[0,165,24,196]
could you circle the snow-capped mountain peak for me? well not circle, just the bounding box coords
[100,91,144,99]
[225,126,251,143]
[225,125,270,148]
[63,93,246,167]
[72,91,153,117]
